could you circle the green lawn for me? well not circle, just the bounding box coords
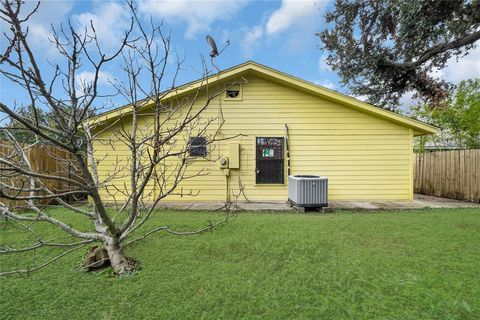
[1,208,479,319]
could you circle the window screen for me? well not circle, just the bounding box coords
[256,137,284,184]
[188,136,207,157]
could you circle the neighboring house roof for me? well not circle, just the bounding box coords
[89,61,437,136]
[424,140,465,150]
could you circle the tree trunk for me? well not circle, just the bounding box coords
[105,240,132,275]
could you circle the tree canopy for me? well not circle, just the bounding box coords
[318,0,480,109]
[0,107,53,143]
[411,78,480,151]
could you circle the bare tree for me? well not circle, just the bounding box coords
[0,0,239,275]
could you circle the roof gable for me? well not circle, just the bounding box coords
[89,61,437,136]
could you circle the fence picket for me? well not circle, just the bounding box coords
[0,141,84,210]
[414,149,480,203]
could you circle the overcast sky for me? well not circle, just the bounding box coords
[1,0,479,114]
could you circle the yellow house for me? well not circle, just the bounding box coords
[91,61,436,203]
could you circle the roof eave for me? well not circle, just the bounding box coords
[88,61,438,135]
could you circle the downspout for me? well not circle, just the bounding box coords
[224,169,230,203]
[285,123,291,177]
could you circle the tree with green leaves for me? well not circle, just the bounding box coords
[0,107,50,143]
[318,0,480,109]
[411,79,480,151]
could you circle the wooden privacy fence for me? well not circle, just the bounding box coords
[414,150,480,203]
[0,141,85,209]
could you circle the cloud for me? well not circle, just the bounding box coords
[73,2,130,50]
[3,1,75,57]
[236,0,329,56]
[240,25,264,58]
[397,91,420,114]
[318,54,331,72]
[427,45,480,84]
[314,79,336,90]
[400,46,480,112]
[31,1,74,21]
[263,0,329,54]
[28,23,51,39]
[76,71,114,88]
[442,45,480,83]
[138,0,249,39]
[266,0,321,35]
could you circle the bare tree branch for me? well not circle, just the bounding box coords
[0,244,88,276]
[0,0,236,276]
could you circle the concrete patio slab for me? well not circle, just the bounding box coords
[155,201,291,211]
[154,194,479,212]
[411,194,480,209]
[330,194,480,210]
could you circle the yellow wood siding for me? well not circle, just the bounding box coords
[93,74,414,202]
